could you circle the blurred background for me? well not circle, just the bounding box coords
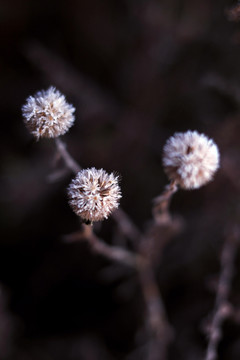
[1,0,240,359]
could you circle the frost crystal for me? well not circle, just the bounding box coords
[163,131,220,189]
[68,168,121,222]
[22,87,75,139]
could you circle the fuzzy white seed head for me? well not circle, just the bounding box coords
[22,87,75,139]
[162,131,220,189]
[68,168,122,222]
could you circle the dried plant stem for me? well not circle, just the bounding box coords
[82,225,172,359]
[84,224,142,268]
[135,181,178,360]
[47,168,70,183]
[55,138,81,173]
[64,225,142,268]
[205,227,239,360]
[138,259,172,360]
[55,139,172,358]
[152,180,178,224]
[112,208,142,246]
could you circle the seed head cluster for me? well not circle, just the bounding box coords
[68,168,121,223]
[163,131,220,189]
[22,87,75,139]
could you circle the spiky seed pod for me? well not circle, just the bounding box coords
[22,87,75,139]
[68,168,122,223]
[163,130,220,189]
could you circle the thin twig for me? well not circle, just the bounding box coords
[152,180,178,224]
[64,224,143,269]
[46,168,70,183]
[88,232,142,268]
[205,226,240,360]
[65,223,173,360]
[55,138,81,173]
[112,207,142,246]
[135,182,179,360]
[138,259,173,360]
[54,138,173,359]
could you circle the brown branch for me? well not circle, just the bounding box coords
[54,138,173,359]
[205,226,240,360]
[134,182,179,360]
[55,138,81,174]
[112,207,142,246]
[138,259,173,360]
[46,168,70,183]
[64,224,143,269]
[87,229,142,268]
[65,223,173,360]
[152,180,178,225]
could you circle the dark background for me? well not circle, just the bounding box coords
[1,0,240,359]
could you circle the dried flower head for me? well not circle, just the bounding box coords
[163,130,220,189]
[68,168,121,223]
[22,87,75,139]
